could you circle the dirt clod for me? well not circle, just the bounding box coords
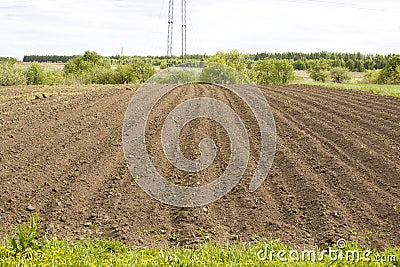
[27,205,36,211]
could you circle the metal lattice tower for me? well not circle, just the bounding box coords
[167,0,174,64]
[167,0,187,65]
[181,0,187,64]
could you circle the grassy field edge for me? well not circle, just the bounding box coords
[1,216,399,266]
[294,82,400,98]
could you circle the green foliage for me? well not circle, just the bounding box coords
[252,51,396,71]
[89,65,114,84]
[275,60,295,84]
[307,59,331,82]
[199,63,249,84]
[251,59,294,84]
[0,236,399,266]
[293,60,307,70]
[251,59,275,84]
[332,58,346,68]
[302,82,400,98]
[62,51,117,85]
[45,71,67,86]
[377,55,400,84]
[63,56,82,74]
[153,68,198,84]
[362,70,381,84]
[113,64,136,84]
[8,214,40,256]
[0,57,17,65]
[1,216,399,266]
[159,61,168,70]
[113,61,156,84]
[330,67,351,83]
[5,51,398,87]
[208,50,249,75]
[131,60,156,83]
[64,51,111,75]
[25,62,46,85]
[0,62,27,86]
[108,52,395,72]
[23,55,75,63]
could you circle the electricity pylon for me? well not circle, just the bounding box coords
[167,0,187,65]
[181,0,187,64]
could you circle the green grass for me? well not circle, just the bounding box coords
[1,215,399,266]
[1,238,399,266]
[292,71,400,98]
[300,82,400,98]
[15,62,64,72]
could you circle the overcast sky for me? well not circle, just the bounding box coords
[1,0,400,59]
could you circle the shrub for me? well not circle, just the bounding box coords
[275,60,295,84]
[330,67,351,83]
[148,68,198,84]
[377,55,400,84]
[160,61,168,70]
[63,51,114,85]
[307,59,331,82]
[251,59,276,84]
[64,56,82,74]
[64,51,111,75]
[113,64,136,84]
[26,62,46,85]
[45,71,67,86]
[0,57,17,65]
[90,65,114,84]
[251,59,294,84]
[293,60,306,70]
[0,62,27,86]
[131,60,156,83]
[208,50,249,75]
[362,70,381,84]
[200,63,249,84]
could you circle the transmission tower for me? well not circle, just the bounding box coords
[181,0,187,64]
[167,0,187,65]
[167,0,174,64]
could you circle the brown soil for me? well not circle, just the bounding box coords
[0,84,399,249]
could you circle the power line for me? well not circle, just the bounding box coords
[186,0,203,55]
[149,0,167,56]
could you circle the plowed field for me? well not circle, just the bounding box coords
[1,84,399,249]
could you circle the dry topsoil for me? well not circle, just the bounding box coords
[0,84,399,249]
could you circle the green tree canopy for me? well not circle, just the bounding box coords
[26,62,46,85]
[378,55,400,84]
[307,59,331,82]
[0,62,26,86]
[131,60,156,83]
[199,63,249,84]
[251,59,294,84]
[330,67,351,83]
[208,50,249,75]
[64,51,110,74]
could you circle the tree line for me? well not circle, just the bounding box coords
[3,50,398,86]
[0,51,156,86]
[23,55,76,63]
[22,51,395,72]
[250,52,395,72]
